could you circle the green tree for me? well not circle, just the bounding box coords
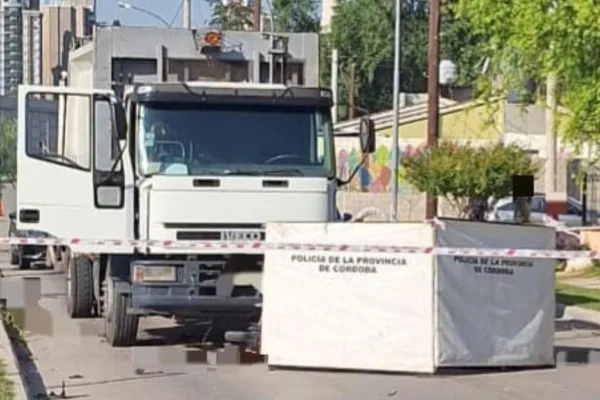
[0,119,17,190]
[271,0,320,32]
[327,0,484,117]
[328,0,425,116]
[440,0,487,87]
[454,0,600,155]
[209,0,254,31]
[319,32,332,88]
[401,142,540,220]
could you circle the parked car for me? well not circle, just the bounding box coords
[8,211,49,269]
[336,208,353,222]
[486,193,599,227]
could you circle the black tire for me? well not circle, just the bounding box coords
[66,255,95,318]
[103,260,138,347]
[17,249,30,270]
[10,250,19,266]
[209,318,253,345]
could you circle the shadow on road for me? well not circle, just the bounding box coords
[44,372,186,394]
[432,365,556,377]
[138,318,252,348]
[269,364,557,378]
[433,345,600,376]
[138,321,218,347]
[556,293,600,312]
[133,321,265,367]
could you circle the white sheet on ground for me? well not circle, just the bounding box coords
[262,222,436,373]
[435,220,556,367]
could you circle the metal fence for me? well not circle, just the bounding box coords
[583,171,600,222]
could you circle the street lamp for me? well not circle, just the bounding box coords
[117,2,172,28]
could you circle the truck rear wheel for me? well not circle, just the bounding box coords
[66,255,95,318]
[10,250,19,266]
[103,262,138,347]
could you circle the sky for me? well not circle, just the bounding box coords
[96,0,215,28]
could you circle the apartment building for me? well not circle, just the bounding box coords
[40,1,93,85]
[0,0,93,94]
[39,0,92,6]
[22,8,42,86]
[0,0,24,95]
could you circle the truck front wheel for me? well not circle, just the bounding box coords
[103,261,138,347]
[66,255,94,318]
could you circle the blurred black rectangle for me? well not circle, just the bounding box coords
[512,175,534,200]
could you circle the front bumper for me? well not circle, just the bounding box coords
[128,258,262,318]
[130,294,260,317]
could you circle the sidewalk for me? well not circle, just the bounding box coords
[559,277,600,289]
[556,269,600,315]
[0,315,28,400]
[0,217,7,253]
[559,303,600,326]
[557,267,600,290]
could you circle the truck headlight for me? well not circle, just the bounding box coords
[132,265,177,282]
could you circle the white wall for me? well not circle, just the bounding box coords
[504,132,597,159]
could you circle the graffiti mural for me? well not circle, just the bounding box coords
[337,143,428,192]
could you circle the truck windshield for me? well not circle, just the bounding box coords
[136,102,335,178]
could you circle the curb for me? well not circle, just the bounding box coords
[561,304,600,326]
[0,317,27,400]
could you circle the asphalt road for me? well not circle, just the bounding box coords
[1,254,600,400]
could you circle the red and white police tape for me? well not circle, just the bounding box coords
[0,236,597,260]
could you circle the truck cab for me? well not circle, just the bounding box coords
[16,81,375,347]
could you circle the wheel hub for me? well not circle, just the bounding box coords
[66,261,72,302]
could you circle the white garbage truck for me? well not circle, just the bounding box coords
[16,27,375,347]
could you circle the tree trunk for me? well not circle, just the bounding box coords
[466,197,487,221]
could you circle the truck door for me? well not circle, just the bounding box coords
[16,85,134,252]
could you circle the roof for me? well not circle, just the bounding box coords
[334,96,504,136]
[334,97,457,135]
[126,83,333,107]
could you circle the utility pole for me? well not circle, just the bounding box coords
[183,0,191,29]
[545,72,557,193]
[252,0,261,31]
[425,0,441,220]
[389,0,402,221]
[348,63,356,120]
[279,38,289,84]
[267,12,275,83]
[331,49,339,123]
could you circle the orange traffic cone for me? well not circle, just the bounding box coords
[0,195,4,217]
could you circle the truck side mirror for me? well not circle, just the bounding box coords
[359,117,375,154]
[336,117,376,187]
